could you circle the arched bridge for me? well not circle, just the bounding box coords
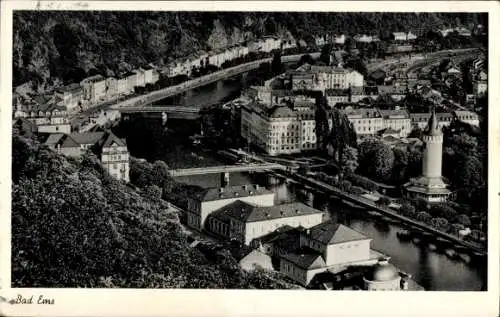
[169,163,286,177]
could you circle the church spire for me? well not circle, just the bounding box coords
[425,106,442,136]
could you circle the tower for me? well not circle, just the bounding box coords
[404,108,452,203]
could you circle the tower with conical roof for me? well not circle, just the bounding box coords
[404,107,451,203]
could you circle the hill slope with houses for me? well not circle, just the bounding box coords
[13,11,486,91]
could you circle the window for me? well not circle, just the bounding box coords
[113,163,118,169]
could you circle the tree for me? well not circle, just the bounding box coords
[314,95,330,151]
[341,146,359,176]
[328,108,357,169]
[391,147,408,184]
[144,184,162,201]
[338,180,352,193]
[449,223,465,235]
[376,197,391,207]
[400,202,416,217]
[430,217,449,230]
[456,214,471,227]
[319,44,332,65]
[431,204,457,221]
[416,211,432,223]
[372,143,395,183]
[271,51,283,76]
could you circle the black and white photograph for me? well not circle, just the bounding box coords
[1,1,498,316]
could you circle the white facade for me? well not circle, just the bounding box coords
[101,141,130,182]
[187,192,275,230]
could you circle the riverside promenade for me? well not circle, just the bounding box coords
[288,173,486,256]
[111,52,320,111]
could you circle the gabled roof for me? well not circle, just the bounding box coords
[210,200,323,223]
[194,184,273,202]
[44,133,66,146]
[307,221,369,245]
[282,248,326,269]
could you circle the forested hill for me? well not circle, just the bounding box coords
[11,132,295,288]
[14,11,486,89]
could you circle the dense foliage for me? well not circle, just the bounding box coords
[14,11,486,90]
[11,133,295,288]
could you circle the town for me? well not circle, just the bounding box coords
[11,11,488,291]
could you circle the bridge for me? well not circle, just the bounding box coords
[110,52,320,111]
[119,105,202,120]
[288,173,487,257]
[169,163,286,177]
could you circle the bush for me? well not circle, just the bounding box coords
[431,203,457,221]
[400,202,416,216]
[346,174,378,192]
[455,214,471,226]
[377,197,391,207]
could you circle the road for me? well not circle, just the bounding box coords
[366,48,481,75]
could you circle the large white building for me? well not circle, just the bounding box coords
[278,221,381,286]
[378,109,412,138]
[311,66,364,90]
[185,184,275,230]
[206,200,325,245]
[240,100,331,156]
[343,108,384,136]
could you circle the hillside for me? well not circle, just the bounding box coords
[11,132,296,288]
[13,11,486,90]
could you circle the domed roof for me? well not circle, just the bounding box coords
[365,258,399,282]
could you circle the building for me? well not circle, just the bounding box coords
[311,66,364,90]
[143,64,159,85]
[379,109,411,138]
[350,86,379,103]
[344,108,384,136]
[105,77,118,100]
[241,100,326,155]
[407,31,418,41]
[80,75,107,103]
[410,110,479,130]
[55,83,83,114]
[474,80,488,96]
[354,34,374,43]
[377,85,407,101]
[334,34,346,45]
[278,221,382,286]
[291,72,317,91]
[206,200,325,245]
[185,184,275,231]
[363,258,402,291]
[14,97,71,134]
[116,73,132,96]
[325,89,349,107]
[392,32,407,41]
[404,109,452,202]
[45,131,130,182]
[132,68,146,87]
[453,111,480,126]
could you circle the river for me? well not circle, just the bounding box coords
[174,171,486,291]
[117,63,487,291]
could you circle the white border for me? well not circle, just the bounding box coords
[0,1,498,317]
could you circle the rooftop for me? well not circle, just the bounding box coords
[211,200,323,223]
[378,109,410,119]
[282,248,326,269]
[307,221,370,245]
[194,184,273,202]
